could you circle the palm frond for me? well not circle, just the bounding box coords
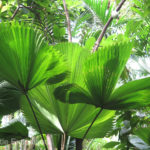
[0,120,29,145]
[83,0,113,24]
[21,84,115,139]
[83,40,132,107]
[0,82,21,115]
[0,22,67,91]
[108,77,150,109]
[53,42,89,86]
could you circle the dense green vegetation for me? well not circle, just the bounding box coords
[0,0,150,149]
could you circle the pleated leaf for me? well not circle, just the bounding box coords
[83,41,132,107]
[53,42,89,86]
[107,77,150,109]
[0,82,21,115]
[83,0,113,24]
[21,85,115,139]
[53,40,150,110]
[0,120,29,145]
[0,22,67,91]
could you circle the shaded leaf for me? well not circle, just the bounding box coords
[0,120,29,145]
[21,85,115,139]
[108,77,150,109]
[0,82,21,115]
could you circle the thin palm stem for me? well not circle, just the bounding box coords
[62,0,72,42]
[92,0,126,52]
[82,108,103,139]
[25,93,48,150]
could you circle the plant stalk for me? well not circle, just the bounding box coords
[25,93,48,150]
[92,0,126,52]
[62,0,72,42]
[11,6,20,20]
[82,108,103,139]
[47,134,54,150]
[61,133,66,150]
[65,136,71,150]
[76,138,83,150]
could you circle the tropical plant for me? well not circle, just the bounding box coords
[55,38,150,140]
[0,0,150,150]
[0,22,67,149]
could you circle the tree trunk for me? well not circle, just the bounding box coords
[8,144,12,150]
[47,134,53,150]
[62,0,72,42]
[76,138,83,150]
[15,142,20,150]
[29,137,36,150]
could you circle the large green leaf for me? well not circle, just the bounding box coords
[84,41,132,107]
[83,0,113,24]
[107,77,150,109]
[53,42,89,86]
[55,41,137,109]
[0,82,21,115]
[21,85,115,139]
[54,40,150,110]
[0,120,29,145]
[0,22,67,91]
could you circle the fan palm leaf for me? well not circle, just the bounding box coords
[21,42,115,139]
[0,82,21,115]
[54,39,150,110]
[0,22,67,91]
[0,120,29,145]
[21,84,115,139]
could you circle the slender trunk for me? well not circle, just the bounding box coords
[24,140,28,150]
[83,108,103,139]
[92,0,126,52]
[15,142,20,150]
[76,138,83,150]
[47,134,53,150]
[21,140,25,150]
[65,136,71,150]
[61,134,66,150]
[8,144,12,150]
[24,93,48,150]
[8,115,13,150]
[11,6,20,20]
[29,137,36,150]
[62,0,72,42]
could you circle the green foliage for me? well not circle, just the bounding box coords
[0,82,21,115]
[109,77,150,109]
[55,40,150,110]
[0,120,29,145]
[83,0,113,24]
[21,84,115,139]
[134,127,150,145]
[0,22,67,91]
[132,0,150,18]
[103,141,120,148]
[53,42,90,86]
